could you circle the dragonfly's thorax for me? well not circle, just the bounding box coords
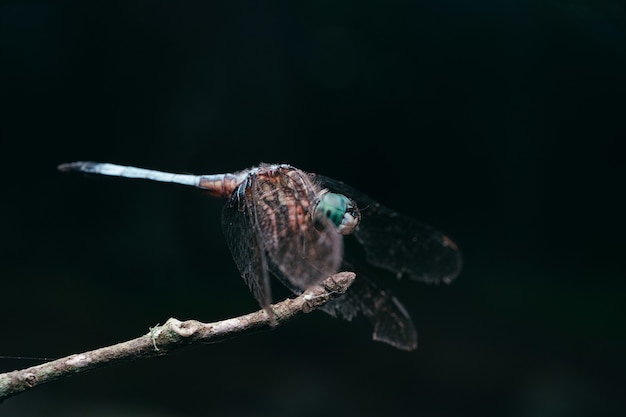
[244,165,319,239]
[222,163,344,304]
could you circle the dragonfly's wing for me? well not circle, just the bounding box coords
[313,175,462,284]
[266,256,417,350]
[222,183,273,310]
[223,169,343,310]
[320,266,418,350]
[252,169,343,292]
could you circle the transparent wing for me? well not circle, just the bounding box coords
[222,169,343,310]
[253,169,342,292]
[222,182,273,310]
[314,175,462,284]
[320,265,418,350]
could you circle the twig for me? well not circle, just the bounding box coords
[0,272,355,403]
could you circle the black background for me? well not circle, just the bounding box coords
[1,1,624,416]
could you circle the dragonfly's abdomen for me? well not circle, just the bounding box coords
[198,173,245,199]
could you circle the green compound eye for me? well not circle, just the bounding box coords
[314,192,361,235]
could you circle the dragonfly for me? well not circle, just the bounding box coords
[58,162,462,350]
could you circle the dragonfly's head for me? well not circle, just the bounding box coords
[313,192,361,235]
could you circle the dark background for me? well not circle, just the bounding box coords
[1,1,624,416]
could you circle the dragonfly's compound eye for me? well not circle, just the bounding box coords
[314,192,361,235]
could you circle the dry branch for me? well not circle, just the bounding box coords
[0,272,355,403]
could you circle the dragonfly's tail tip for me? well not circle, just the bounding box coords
[57,161,95,173]
[57,162,72,172]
